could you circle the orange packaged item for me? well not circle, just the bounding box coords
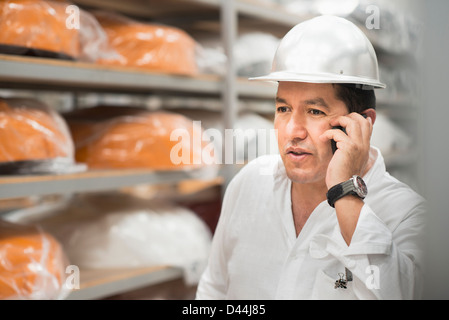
[67,108,215,170]
[0,220,70,300]
[94,11,198,76]
[0,0,80,59]
[0,97,74,163]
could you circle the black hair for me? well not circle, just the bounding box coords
[333,84,376,113]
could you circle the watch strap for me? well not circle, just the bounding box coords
[326,179,357,208]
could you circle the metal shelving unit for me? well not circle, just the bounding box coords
[66,265,184,300]
[0,0,298,300]
[0,167,216,200]
[0,54,277,98]
[0,54,222,94]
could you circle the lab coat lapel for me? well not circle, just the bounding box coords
[272,159,297,247]
[295,201,335,248]
[272,158,334,249]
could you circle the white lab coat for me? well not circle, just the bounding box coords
[196,147,426,300]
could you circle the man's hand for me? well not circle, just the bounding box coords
[319,113,373,245]
[320,112,373,189]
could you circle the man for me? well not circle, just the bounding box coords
[196,15,426,299]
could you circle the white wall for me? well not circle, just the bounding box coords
[419,0,449,300]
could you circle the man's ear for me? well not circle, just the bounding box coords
[362,108,376,125]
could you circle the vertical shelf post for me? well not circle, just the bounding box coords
[220,0,239,189]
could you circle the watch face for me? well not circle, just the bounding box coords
[355,176,368,197]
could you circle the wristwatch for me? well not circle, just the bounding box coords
[326,175,368,208]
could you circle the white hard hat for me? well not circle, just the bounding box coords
[250,15,386,89]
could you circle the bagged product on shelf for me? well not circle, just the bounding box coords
[370,111,412,156]
[5,192,213,285]
[75,5,123,63]
[0,220,71,300]
[377,64,419,104]
[64,107,218,171]
[0,0,79,59]
[276,0,421,55]
[93,11,199,76]
[349,0,422,55]
[65,202,212,285]
[195,32,280,77]
[170,108,279,164]
[0,0,119,62]
[234,32,280,77]
[0,97,85,174]
[195,35,227,76]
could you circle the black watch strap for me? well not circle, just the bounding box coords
[326,179,358,208]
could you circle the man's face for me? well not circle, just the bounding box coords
[274,82,348,185]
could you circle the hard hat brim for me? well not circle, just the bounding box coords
[249,71,386,89]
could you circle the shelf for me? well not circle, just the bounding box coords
[0,167,218,200]
[73,0,220,20]
[73,0,306,27]
[0,54,278,99]
[66,265,184,300]
[236,0,311,27]
[0,52,412,106]
[0,54,222,95]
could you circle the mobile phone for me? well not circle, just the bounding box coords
[331,114,367,154]
[331,126,346,154]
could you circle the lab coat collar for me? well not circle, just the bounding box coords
[361,146,385,187]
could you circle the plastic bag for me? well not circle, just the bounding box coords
[234,32,280,77]
[370,111,412,156]
[65,107,218,171]
[64,203,212,285]
[6,193,213,285]
[0,220,71,300]
[76,5,122,63]
[349,0,422,55]
[195,32,280,77]
[0,0,80,59]
[0,98,74,163]
[195,36,227,76]
[0,0,120,62]
[169,108,279,164]
[94,10,199,76]
[0,97,87,174]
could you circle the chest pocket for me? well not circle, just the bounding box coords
[311,269,358,300]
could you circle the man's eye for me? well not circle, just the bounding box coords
[309,109,325,116]
[276,106,289,113]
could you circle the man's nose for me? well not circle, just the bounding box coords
[285,116,308,140]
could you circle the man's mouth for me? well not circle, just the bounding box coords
[285,148,312,160]
[286,147,311,156]
[288,151,308,156]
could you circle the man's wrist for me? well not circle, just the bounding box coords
[326,175,367,208]
[334,194,364,208]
